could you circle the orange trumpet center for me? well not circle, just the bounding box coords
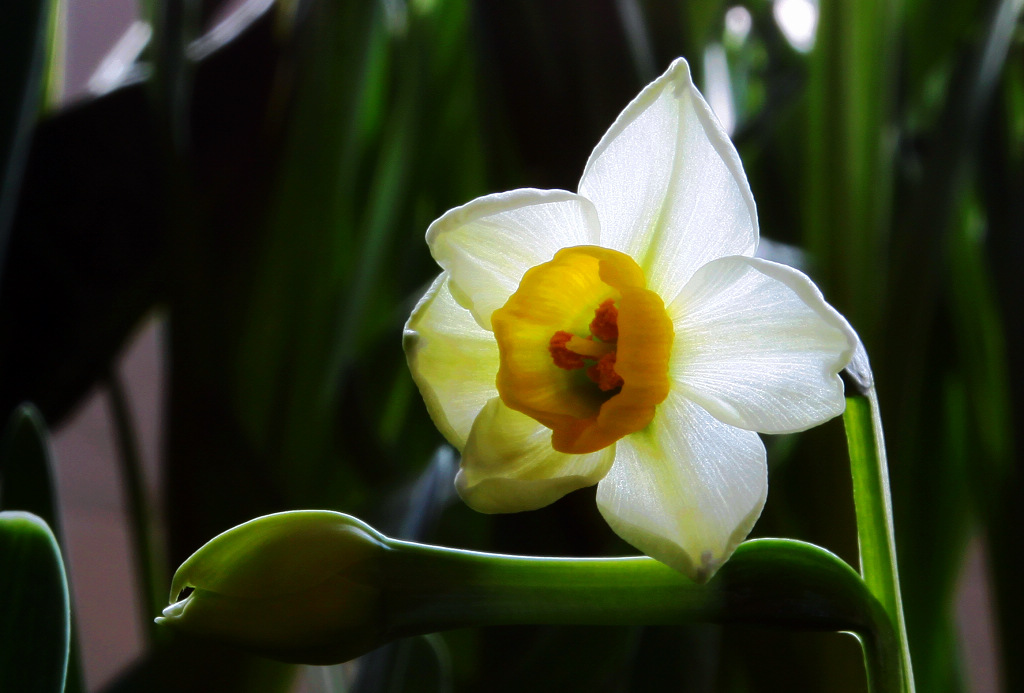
[491,246,674,454]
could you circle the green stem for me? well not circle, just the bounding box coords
[164,510,903,689]
[106,371,165,644]
[844,355,915,691]
[380,537,902,692]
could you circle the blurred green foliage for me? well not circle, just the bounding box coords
[0,0,1021,691]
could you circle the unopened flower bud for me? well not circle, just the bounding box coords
[156,511,388,664]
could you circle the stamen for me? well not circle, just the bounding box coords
[566,335,615,360]
[549,300,621,372]
[587,353,624,391]
[589,299,619,342]
[549,331,586,370]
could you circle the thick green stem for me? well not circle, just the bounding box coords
[385,550,720,630]
[163,512,903,689]
[379,538,902,692]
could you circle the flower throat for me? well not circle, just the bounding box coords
[548,299,624,392]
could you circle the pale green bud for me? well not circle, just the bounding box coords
[156,510,388,664]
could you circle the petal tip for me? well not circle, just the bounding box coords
[663,57,695,95]
[694,551,720,584]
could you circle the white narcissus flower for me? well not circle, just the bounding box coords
[404,58,856,582]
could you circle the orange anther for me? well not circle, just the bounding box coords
[587,353,624,391]
[549,331,586,370]
[590,299,619,342]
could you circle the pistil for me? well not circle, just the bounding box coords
[565,336,615,360]
[548,300,624,391]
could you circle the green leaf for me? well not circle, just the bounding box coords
[0,511,69,693]
[106,372,166,644]
[947,194,1013,485]
[0,404,85,693]
[0,0,51,279]
[0,0,281,427]
[978,34,1024,693]
[226,0,381,503]
[150,0,199,151]
[803,0,898,346]
[0,83,165,426]
[876,2,1023,689]
[472,1,642,188]
[42,0,66,110]
[888,0,1024,401]
[0,403,58,524]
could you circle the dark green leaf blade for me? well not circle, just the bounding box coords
[0,403,85,693]
[0,83,165,426]
[0,511,69,693]
[0,403,58,524]
[803,0,897,347]
[0,0,51,279]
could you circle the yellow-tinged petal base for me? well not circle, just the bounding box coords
[492,246,673,454]
[458,397,616,513]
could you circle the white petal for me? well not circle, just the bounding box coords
[426,188,601,329]
[403,273,499,449]
[669,256,856,434]
[596,390,766,582]
[578,58,757,304]
[457,398,615,514]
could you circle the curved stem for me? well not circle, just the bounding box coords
[378,537,902,692]
[845,387,916,692]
